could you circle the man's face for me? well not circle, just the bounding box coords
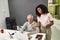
[27,16,33,24]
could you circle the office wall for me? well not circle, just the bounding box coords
[8,0,48,26]
[0,0,10,28]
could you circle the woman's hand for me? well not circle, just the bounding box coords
[46,21,54,28]
[42,26,46,29]
[46,24,51,28]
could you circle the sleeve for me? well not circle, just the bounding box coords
[20,22,27,32]
[48,13,54,21]
[32,28,39,34]
[37,16,41,22]
[32,21,39,34]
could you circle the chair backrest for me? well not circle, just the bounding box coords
[6,17,17,30]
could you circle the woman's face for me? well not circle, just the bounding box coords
[37,8,42,14]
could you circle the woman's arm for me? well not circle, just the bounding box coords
[45,13,54,28]
[32,21,41,29]
[35,22,41,27]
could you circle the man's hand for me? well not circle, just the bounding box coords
[32,26,36,30]
[28,32,32,37]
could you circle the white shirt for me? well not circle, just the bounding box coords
[20,21,39,34]
[37,13,54,27]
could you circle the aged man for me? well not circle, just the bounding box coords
[20,14,39,35]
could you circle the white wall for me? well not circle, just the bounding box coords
[0,0,10,29]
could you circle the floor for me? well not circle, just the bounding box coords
[51,19,60,40]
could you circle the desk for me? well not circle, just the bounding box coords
[0,29,46,40]
[0,29,28,40]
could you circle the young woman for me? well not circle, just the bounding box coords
[32,4,54,40]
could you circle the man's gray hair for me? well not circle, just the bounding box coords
[27,14,33,19]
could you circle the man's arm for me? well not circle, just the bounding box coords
[20,22,27,32]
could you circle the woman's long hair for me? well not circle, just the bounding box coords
[36,4,49,17]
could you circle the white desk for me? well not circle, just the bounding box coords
[0,29,46,40]
[0,29,28,40]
